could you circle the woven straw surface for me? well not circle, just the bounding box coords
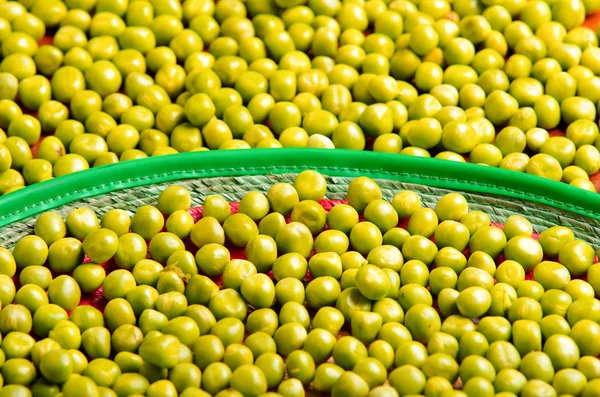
[2,173,600,249]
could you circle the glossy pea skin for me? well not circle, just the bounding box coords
[4,3,600,390]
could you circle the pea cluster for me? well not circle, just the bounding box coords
[1,170,600,396]
[2,0,600,193]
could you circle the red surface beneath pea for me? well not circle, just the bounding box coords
[36,198,592,316]
[9,200,598,397]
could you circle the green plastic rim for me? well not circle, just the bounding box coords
[2,149,599,222]
[1,149,600,249]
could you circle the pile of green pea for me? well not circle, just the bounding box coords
[3,0,600,193]
[2,170,600,396]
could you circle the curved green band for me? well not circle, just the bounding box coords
[1,149,599,227]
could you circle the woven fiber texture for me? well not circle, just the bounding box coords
[2,173,600,250]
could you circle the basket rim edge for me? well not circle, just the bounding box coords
[0,149,598,227]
